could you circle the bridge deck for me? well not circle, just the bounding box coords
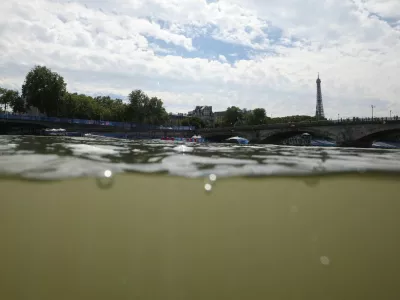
[0,113,194,132]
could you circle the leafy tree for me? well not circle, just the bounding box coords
[223,106,243,126]
[21,65,67,116]
[252,108,267,123]
[9,91,25,113]
[181,117,206,128]
[145,97,169,125]
[127,89,148,122]
[246,108,267,125]
[108,98,128,122]
[126,90,168,124]
[0,88,24,112]
[0,87,7,111]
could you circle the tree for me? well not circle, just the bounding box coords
[181,117,206,128]
[0,87,7,111]
[21,65,67,116]
[223,106,243,126]
[144,97,168,125]
[0,88,23,112]
[246,108,267,125]
[62,93,97,119]
[9,91,25,113]
[126,90,168,124]
[126,89,148,122]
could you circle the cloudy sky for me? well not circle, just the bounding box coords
[0,0,399,118]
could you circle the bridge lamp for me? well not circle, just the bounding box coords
[371,105,375,120]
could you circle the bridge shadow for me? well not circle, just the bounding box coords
[260,130,333,145]
[0,122,49,134]
[351,128,400,147]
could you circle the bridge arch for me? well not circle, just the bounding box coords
[200,128,256,142]
[259,128,336,144]
[349,128,400,147]
[205,134,234,143]
[204,132,254,142]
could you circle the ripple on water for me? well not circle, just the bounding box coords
[0,136,400,180]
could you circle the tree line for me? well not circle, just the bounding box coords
[0,65,319,128]
[0,65,169,125]
[180,106,319,129]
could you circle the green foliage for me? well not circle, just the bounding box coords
[223,106,243,126]
[245,108,267,125]
[218,107,318,127]
[57,90,169,124]
[10,95,26,113]
[22,65,67,115]
[220,107,267,126]
[127,90,168,125]
[181,117,206,129]
[0,88,25,113]
[3,65,170,124]
[268,115,318,124]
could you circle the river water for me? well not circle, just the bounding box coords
[1,135,400,300]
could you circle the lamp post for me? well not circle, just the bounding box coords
[390,110,392,119]
[337,114,340,122]
[371,105,375,120]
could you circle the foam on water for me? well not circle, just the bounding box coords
[1,135,400,180]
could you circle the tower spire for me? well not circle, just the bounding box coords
[315,73,324,120]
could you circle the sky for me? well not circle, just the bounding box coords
[0,0,400,118]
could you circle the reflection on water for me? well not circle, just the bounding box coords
[1,135,400,300]
[1,135,400,180]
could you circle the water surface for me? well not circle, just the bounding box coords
[1,135,400,180]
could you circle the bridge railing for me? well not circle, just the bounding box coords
[199,116,400,132]
[0,113,195,131]
[2,112,398,132]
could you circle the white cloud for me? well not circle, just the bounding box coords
[362,0,400,19]
[0,0,399,118]
[218,54,228,63]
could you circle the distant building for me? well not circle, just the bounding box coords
[188,106,214,124]
[213,111,225,124]
[168,113,187,126]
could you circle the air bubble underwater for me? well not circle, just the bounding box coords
[204,173,217,193]
[96,169,115,189]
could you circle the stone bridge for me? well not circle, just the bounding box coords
[198,121,400,147]
[0,118,194,137]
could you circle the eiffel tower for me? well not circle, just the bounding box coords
[315,73,325,120]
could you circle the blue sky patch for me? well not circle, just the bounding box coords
[146,33,256,63]
[263,24,284,43]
